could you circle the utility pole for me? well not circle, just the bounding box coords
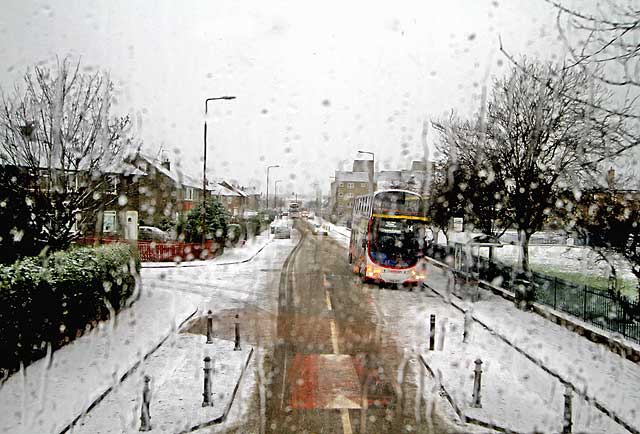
[358,150,375,202]
[202,96,236,246]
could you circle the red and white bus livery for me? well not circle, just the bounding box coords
[348,189,427,286]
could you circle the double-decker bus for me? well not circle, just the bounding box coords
[349,189,427,287]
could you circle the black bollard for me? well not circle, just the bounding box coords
[429,314,436,351]
[206,310,214,344]
[234,314,241,351]
[202,357,213,407]
[471,359,482,408]
[139,375,152,431]
[562,384,573,433]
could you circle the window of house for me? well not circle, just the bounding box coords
[106,175,118,195]
[103,211,117,233]
[184,187,195,201]
[338,192,344,197]
[347,183,354,189]
[361,183,367,188]
[339,182,344,187]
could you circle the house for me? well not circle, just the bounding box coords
[89,160,147,240]
[128,152,204,229]
[208,181,245,217]
[0,154,146,241]
[328,159,434,223]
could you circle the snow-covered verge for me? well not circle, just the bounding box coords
[421,263,640,433]
[445,230,637,282]
[0,287,201,434]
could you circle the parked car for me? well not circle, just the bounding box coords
[138,226,171,242]
[312,223,329,236]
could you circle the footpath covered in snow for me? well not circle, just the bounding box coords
[0,283,201,434]
[374,274,639,433]
[417,263,640,433]
[0,231,295,434]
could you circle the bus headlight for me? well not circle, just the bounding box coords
[366,265,381,278]
[411,269,425,280]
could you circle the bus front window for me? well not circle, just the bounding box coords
[369,218,421,268]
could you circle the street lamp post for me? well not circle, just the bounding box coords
[274,180,283,210]
[202,96,236,246]
[358,150,375,199]
[266,164,280,210]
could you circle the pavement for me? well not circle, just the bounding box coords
[72,336,253,434]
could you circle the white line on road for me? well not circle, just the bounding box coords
[341,409,354,434]
[324,273,353,434]
[329,319,340,354]
[325,291,333,311]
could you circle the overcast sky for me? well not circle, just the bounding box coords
[1,0,568,196]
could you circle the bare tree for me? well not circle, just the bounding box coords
[485,60,627,273]
[432,112,510,250]
[502,1,640,159]
[0,58,131,254]
[550,1,640,93]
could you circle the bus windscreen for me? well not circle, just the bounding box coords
[369,217,422,268]
[372,191,422,215]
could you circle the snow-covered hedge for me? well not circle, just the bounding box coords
[0,243,140,375]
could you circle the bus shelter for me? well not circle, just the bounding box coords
[452,235,503,301]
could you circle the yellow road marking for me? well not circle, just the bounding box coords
[325,291,333,311]
[341,409,354,434]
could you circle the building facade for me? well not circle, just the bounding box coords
[328,159,434,223]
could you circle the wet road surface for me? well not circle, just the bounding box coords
[252,221,458,434]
